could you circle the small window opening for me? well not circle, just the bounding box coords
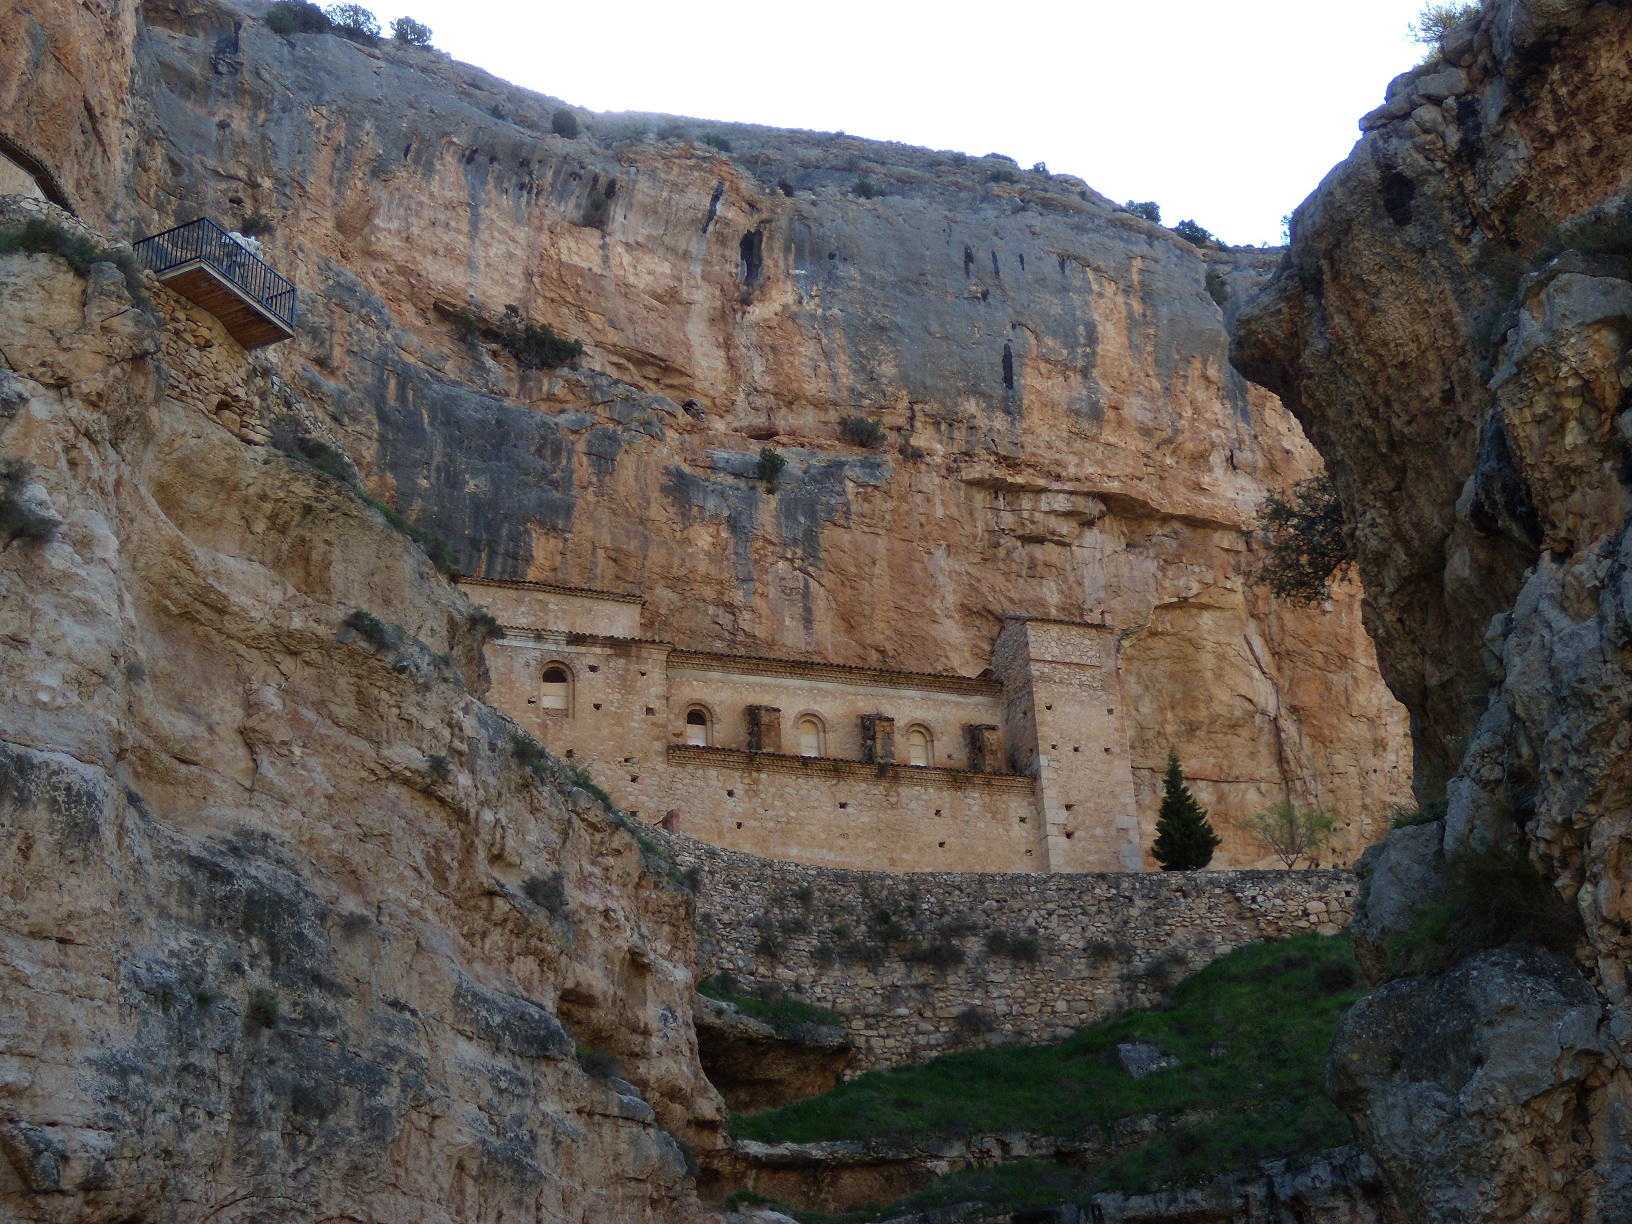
[541,666,570,711]
[797,715,824,758]
[686,708,710,746]
[906,726,931,768]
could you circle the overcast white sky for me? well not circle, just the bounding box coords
[354,0,1433,247]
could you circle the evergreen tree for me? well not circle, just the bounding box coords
[1152,750,1221,871]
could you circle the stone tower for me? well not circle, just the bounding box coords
[993,616,1142,872]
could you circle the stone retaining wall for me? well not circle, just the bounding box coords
[663,833,1356,1073]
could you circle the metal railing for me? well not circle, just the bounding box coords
[133,217,296,330]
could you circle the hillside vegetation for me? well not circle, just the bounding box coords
[732,934,1366,1218]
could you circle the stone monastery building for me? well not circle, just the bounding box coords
[465,576,1145,873]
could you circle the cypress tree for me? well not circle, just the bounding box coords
[1152,750,1221,870]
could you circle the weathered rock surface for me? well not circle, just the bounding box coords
[691,993,854,1112]
[1090,1147,1402,1223]
[703,1112,1218,1215]
[1234,0,1632,1217]
[713,1146,1400,1223]
[1329,945,1619,1221]
[0,0,1413,866]
[0,236,720,1218]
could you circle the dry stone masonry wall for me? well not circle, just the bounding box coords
[667,835,1355,1072]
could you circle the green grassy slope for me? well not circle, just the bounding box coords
[728,934,1366,1217]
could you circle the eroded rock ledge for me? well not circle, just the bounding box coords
[0,219,719,1222]
[1232,0,1632,1217]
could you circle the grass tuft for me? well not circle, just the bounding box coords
[698,974,841,1034]
[1385,839,1577,978]
[246,987,280,1031]
[0,217,148,306]
[342,609,395,652]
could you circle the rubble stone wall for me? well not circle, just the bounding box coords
[666,834,1356,1072]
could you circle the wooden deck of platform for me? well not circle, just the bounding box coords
[157,261,295,349]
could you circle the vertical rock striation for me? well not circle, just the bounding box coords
[0,0,1413,863]
[0,228,721,1221]
[1235,0,1632,1217]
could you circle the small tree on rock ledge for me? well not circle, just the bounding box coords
[1153,751,1221,871]
[1250,800,1336,869]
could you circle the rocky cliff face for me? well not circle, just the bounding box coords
[1235,0,1632,1217]
[0,0,1413,863]
[0,222,720,1220]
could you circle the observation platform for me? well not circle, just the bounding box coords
[134,217,295,348]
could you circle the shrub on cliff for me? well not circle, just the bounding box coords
[1252,474,1351,606]
[699,131,733,154]
[1152,751,1220,871]
[1125,200,1161,223]
[266,0,329,34]
[497,305,582,369]
[551,109,580,139]
[323,3,380,41]
[1249,801,1335,869]
[579,186,611,230]
[838,415,887,449]
[1171,219,1214,247]
[390,15,433,45]
[756,447,785,491]
[1408,2,1479,45]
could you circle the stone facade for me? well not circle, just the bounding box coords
[666,834,1356,1072]
[472,575,1149,872]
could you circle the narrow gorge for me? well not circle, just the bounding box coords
[2,0,1628,1219]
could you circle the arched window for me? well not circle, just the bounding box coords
[906,725,933,767]
[541,665,571,712]
[797,714,825,758]
[684,707,711,747]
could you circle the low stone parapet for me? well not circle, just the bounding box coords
[662,833,1356,1073]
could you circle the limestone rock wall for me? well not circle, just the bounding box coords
[0,230,720,1220]
[668,835,1355,1073]
[0,0,1414,866]
[1232,0,1632,1218]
